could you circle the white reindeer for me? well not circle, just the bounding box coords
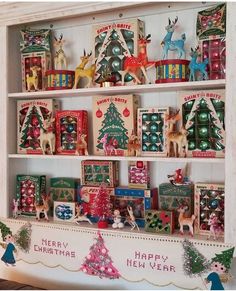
[12,198,20,218]
[124,206,140,231]
[74,204,93,225]
[54,33,67,70]
[39,116,55,155]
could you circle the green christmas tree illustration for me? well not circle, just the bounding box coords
[20,105,43,149]
[211,247,235,271]
[97,101,129,150]
[183,98,225,152]
[182,239,210,277]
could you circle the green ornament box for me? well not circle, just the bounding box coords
[180,90,225,158]
[145,210,175,234]
[16,174,46,216]
[158,182,194,229]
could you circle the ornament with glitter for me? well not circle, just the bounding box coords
[80,231,120,279]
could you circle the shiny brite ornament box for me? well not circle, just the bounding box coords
[17,99,60,154]
[93,95,140,156]
[180,90,225,158]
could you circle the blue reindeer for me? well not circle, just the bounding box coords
[189,46,209,81]
[161,17,186,59]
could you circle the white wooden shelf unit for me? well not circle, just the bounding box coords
[0,1,235,247]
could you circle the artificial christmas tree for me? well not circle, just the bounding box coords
[90,185,112,228]
[80,231,120,279]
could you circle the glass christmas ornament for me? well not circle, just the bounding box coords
[188,140,196,150]
[148,144,158,151]
[149,133,158,143]
[184,101,194,110]
[208,199,218,209]
[150,123,158,133]
[199,98,207,109]
[212,99,224,109]
[126,40,134,54]
[188,127,195,137]
[66,124,74,133]
[142,133,148,142]
[112,45,121,55]
[142,114,149,121]
[142,144,148,151]
[199,139,210,150]
[198,112,209,123]
[198,126,208,138]
[122,30,134,39]
[151,114,158,121]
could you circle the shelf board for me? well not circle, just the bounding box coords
[8,79,226,99]
[8,154,225,163]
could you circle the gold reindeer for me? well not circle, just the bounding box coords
[75,133,88,156]
[177,204,196,236]
[165,110,188,157]
[73,50,96,89]
[53,33,67,70]
[26,66,41,91]
[127,133,141,156]
[34,194,50,221]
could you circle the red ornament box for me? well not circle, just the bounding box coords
[16,175,46,216]
[17,99,60,154]
[180,90,225,158]
[21,51,52,92]
[128,161,150,189]
[81,160,119,187]
[93,95,140,156]
[56,110,88,155]
[194,183,224,238]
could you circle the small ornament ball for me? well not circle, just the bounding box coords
[198,112,209,123]
[199,140,209,150]
[198,126,208,138]
[150,123,158,133]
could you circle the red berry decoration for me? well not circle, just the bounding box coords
[123,107,130,117]
[96,108,103,118]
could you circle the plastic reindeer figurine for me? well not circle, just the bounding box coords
[39,115,55,155]
[35,194,50,221]
[12,198,20,219]
[54,33,67,70]
[73,50,96,89]
[165,110,188,157]
[127,132,141,156]
[26,65,41,91]
[100,133,117,156]
[122,34,155,85]
[124,206,140,231]
[177,203,196,236]
[161,17,186,59]
[189,46,209,81]
[75,133,88,156]
[74,203,93,225]
[112,209,124,229]
[207,213,224,241]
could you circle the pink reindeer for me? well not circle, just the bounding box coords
[208,213,224,240]
[100,133,116,156]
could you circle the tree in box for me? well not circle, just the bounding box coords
[91,185,112,228]
[20,105,44,150]
[97,101,129,154]
[80,231,120,279]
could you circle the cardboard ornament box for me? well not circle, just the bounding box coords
[92,18,145,85]
[158,182,194,229]
[194,183,224,238]
[16,175,46,216]
[55,110,88,155]
[137,107,169,156]
[128,161,150,189]
[21,51,52,92]
[81,160,119,187]
[93,95,140,156]
[145,210,175,234]
[180,90,225,158]
[53,201,76,223]
[17,99,60,154]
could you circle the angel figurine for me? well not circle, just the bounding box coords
[0,221,32,266]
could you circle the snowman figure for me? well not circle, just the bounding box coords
[112,210,124,229]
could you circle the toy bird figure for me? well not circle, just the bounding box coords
[0,221,32,266]
[168,168,184,185]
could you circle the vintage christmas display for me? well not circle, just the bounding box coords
[194,183,224,238]
[93,19,144,85]
[90,185,112,228]
[20,29,52,92]
[16,175,46,216]
[53,201,75,222]
[128,161,150,189]
[93,95,139,156]
[17,99,59,154]
[156,17,189,83]
[137,107,169,156]
[145,210,174,234]
[81,160,119,187]
[180,90,225,157]
[55,110,88,155]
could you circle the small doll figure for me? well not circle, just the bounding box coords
[0,233,17,267]
[112,210,124,229]
[205,261,228,290]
